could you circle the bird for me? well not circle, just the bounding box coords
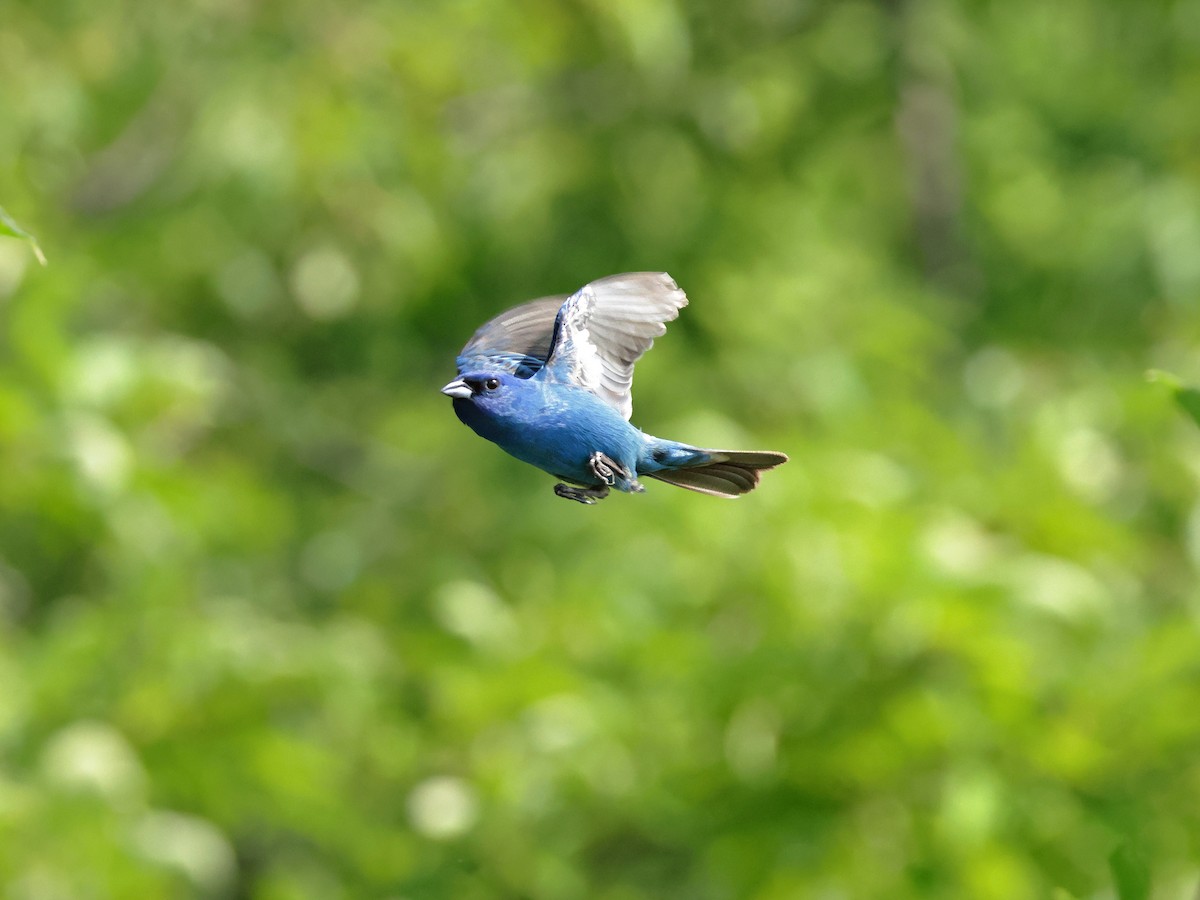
[441,272,788,504]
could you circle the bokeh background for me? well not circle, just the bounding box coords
[3,1,1200,897]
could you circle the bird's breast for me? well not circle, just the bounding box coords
[454,386,642,484]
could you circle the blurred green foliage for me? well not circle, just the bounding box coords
[1149,370,1200,432]
[0,207,46,266]
[3,0,1200,897]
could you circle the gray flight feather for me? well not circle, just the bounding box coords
[456,295,566,378]
[645,450,789,497]
[541,272,688,421]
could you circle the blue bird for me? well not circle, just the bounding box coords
[442,272,788,504]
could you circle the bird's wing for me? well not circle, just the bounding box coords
[541,272,688,420]
[456,295,566,378]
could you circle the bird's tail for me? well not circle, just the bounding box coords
[643,445,788,497]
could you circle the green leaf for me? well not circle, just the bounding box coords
[0,204,47,266]
[1109,843,1151,900]
[1147,369,1200,429]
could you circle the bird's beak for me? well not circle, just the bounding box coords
[441,378,473,400]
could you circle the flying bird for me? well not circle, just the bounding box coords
[442,272,788,504]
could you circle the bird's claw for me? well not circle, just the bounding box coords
[554,454,642,502]
[588,452,619,485]
[554,483,610,504]
[587,452,643,491]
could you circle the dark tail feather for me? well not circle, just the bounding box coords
[646,450,788,498]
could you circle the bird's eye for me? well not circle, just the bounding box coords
[484,378,500,391]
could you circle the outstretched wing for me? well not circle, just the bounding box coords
[541,272,688,420]
[456,295,566,378]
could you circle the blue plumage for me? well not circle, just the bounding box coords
[442,273,787,503]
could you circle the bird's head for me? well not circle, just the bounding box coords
[441,372,516,407]
[441,372,522,433]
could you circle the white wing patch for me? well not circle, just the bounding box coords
[542,272,689,420]
[556,286,603,392]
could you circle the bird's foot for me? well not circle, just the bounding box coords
[587,452,644,492]
[588,452,620,485]
[554,483,611,505]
